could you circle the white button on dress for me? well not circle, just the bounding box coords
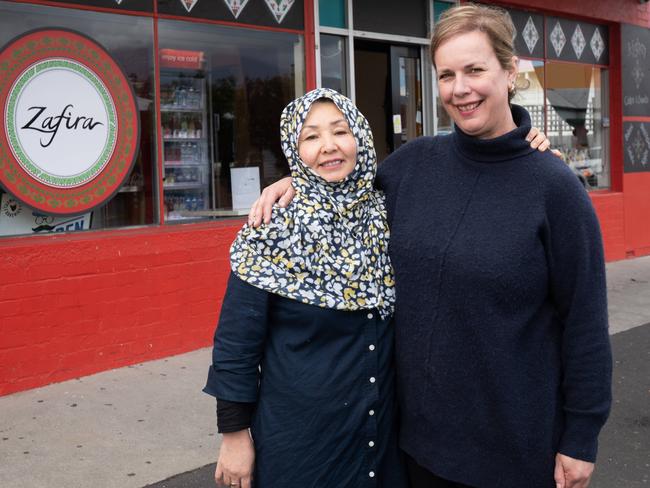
[369,471,375,478]
[369,409,375,416]
[369,440,375,447]
[369,377,376,383]
[369,344,375,351]
[367,313,374,319]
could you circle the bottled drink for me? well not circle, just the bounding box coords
[180,117,188,138]
[173,84,180,107]
[188,87,196,108]
[178,85,187,108]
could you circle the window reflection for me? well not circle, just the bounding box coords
[546,63,609,190]
[320,34,347,96]
[158,20,304,220]
[513,59,545,131]
[514,59,610,191]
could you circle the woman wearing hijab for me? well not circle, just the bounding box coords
[203,88,407,488]
[249,5,611,488]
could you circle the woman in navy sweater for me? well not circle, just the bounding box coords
[382,6,611,487]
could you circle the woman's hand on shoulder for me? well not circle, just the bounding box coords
[526,127,563,158]
[248,177,295,227]
[215,429,255,488]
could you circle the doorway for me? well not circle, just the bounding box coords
[354,40,423,162]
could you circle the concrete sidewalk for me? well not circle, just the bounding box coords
[2,256,650,488]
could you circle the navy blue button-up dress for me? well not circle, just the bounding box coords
[204,275,407,487]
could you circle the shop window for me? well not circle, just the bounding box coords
[320,35,348,96]
[514,59,609,191]
[0,1,157,237]
[505,7,611,192]
[513,59,545,133]
[545,63,610,191]
[157,20,304,220]
[319,0,347,29]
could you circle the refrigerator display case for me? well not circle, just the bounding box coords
[160,49,210,221]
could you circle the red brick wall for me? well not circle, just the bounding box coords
[0,222,240,396]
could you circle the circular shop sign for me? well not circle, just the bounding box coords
[0,29,139,215]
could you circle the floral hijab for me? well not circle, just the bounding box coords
[229,88,395,319]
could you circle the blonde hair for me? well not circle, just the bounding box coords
[431,3,518,100]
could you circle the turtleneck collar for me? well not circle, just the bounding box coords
[451,104,536,163]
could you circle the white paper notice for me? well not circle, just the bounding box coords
[230,167,261,210]
[392,114,402,135]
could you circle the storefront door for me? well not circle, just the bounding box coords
[354,41,423,161]
[390,45,423,152]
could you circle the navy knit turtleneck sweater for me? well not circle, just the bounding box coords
[377,106,612,488]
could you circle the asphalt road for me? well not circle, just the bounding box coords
[146,322,650,488]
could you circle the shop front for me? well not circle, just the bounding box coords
[1,0,648,395]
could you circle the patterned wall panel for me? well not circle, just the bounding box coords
[508,9,544,59]
[546,16,609,65]
[621,24,650,118]
[624,122,650,173]
[157,0,304,30]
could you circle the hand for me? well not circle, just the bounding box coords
[215,430,255,488]
[526,126,551,152]
[554,452,595,488]
[248,176,295,227]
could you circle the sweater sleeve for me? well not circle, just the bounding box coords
[203,273,270,403]
[541,164,612,462]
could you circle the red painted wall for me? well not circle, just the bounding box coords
[623,173,650,257]
[0,222,240,395]
[591,193,626,261]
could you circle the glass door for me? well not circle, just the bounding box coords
[354,41,423,161]
[390,45,423,151]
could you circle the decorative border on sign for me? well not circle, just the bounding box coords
[5,59,117,188]
[0,28,139,216]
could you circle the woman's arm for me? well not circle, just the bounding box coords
[203,274,270,487]
[539,165,612,482]
[247,128,556,227]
